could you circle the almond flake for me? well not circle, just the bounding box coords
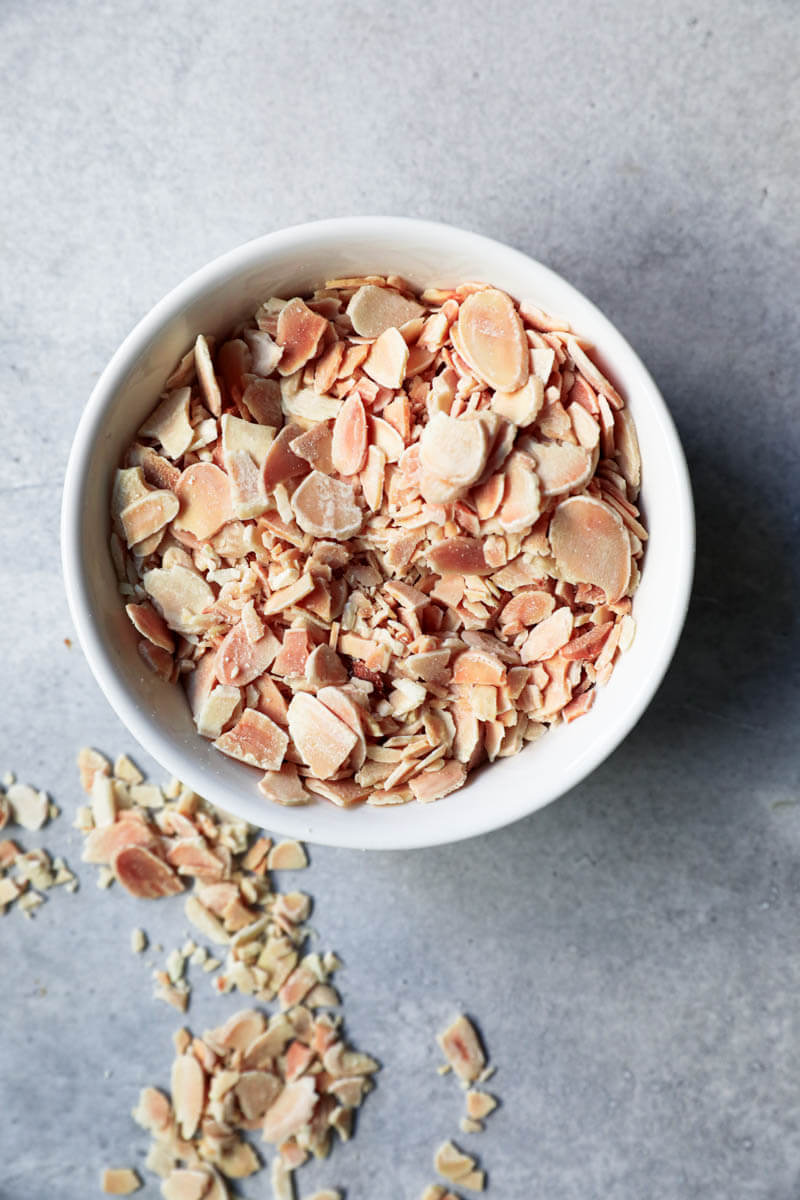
[266,840,308,871]
[362,326,409,389]
[101,1167,142,1195]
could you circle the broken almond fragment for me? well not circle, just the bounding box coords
[174,463,232,540]
[258,763,310,806]
[427,538,491,577]
[101,1167,142,1195]
[194,334,222,416]
[491,375,544,427]
[262,424,311,492]
[287,694,358,780]
[161,1169,213,1200]
[291,471,362,540]
[171,1052,206,1139]
[497,452,541,533]
[214,708,289,772]
[456,288,529,392]
[549,495,631,601]
[7,783,49,831]
[266,840,308,871]
[362,326,409,389]
[526,440,593,497]
[276,297,329,376]
[262,1075,317,1143]
[112,846,184,899]
[120,489,179,548]
[520,606,574,663]
[437,1015,485,1082]
[139,388,194,460]
[331,392,368,476]
[434,1140,477,1182]
[215,624,279,687]
[420,413,488,489]
[465,1090,497,1120]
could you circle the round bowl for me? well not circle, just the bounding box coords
[61,217,694,850]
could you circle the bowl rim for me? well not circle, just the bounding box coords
[61,216,695,849]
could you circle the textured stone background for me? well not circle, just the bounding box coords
[1,1,799,1197]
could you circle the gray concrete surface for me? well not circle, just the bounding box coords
[1,1,799,1197]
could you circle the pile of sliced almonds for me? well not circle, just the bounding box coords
[132,1006,373,1198]
[112,276,644,808]
[0,773,75,917]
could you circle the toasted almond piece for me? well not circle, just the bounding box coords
[266,840,308,871]
[138,639,173,680]
[242,376,283,426]
[427,537,491,576]
[420,412,488,488]
[262,424,311,492]
[614,407,641,497]
[409,760,466,803]
[194,334,222,415]
[497,452,541,533]
[568,400,600,449]
[466,1089,497,1119]
[215,624,279,687]
[276,298,328,375]
[262,1076,317,1143]
[112,845,184,899]
[287,694,358,780]
[258,763,310,806]
[549,495,631,602]
[82,817,156,865]
[520,606,574,663]
[125,602,174,652]
[456,288,529,392]
[77,746,111,794]
[143,564,215,635]
[244,327,283,376]
[7,783,49,831]
[458,1169,485,1192]
[359,445,386,512]
[214,708,288,771]
[160,1168,214,1200]
[434,1140,476,1182]
[499,589,555,634]
[565,336,622,407]
[322,1043,380,1078]
[491,375,544,426]
[139,388,194,459]
[112,466,150,529]
[368,415,406,463]
[347,284,424,337]
[235,1070,282,1120]
[120,490,179,548]
[305,643,348,688]
[562,620,614,661]
[171,1052,205,1140]
[452,651,506,687]
[290,422,335,474]
[0,876,23,907]
[437,1015,486,1082]
[362,326,409,389]
[331,393,368,476]
[132,1085,172,1133]
[291,471,362,540]
[221,412,275,466]
[525,440,593,497]
[101,1167,142,1194]
[174,463,232,540]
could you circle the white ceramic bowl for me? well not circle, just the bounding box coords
[61,217,694,850]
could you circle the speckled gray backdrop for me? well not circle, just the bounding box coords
[1,1,799,1197]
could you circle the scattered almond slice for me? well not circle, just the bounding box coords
[276,298,329,376]
[491,375,544,426]
[139,389,194,460]
[465,1090,497,1120]
[112,846,184,899]
[101,1167,142,1195]
[266,841,308,871]
[434,1140,477,1182]
[7,783,49,831]
[215,624,279,687]
[214,708,288,772]
[287,694,358,780]
[437,1015,486,1082]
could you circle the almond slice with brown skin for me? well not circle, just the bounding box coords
[120,490,179,548]
[427,537,491,576]
[262,424,311,492]
[420,412,488,488]
[455,288,529,392]
[287,693,358,780]
[525,440,593,497]
[331,393,368,476]
[276,298,329,376]
[138,388,194,459]
[291,471,362,540]
[194,334,222,416]
[171,1052,206,1139]
[520,606,574,663]
[214,708,289,771]
[346,284,424,337]
[174,463,232,540]
[112,845,184,898]
[497,452,541,533]
[549,494,631,602]
[362,326,409,389]
[215,624,280,687]
[262,1075,317,1143]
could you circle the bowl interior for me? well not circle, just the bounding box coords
[62,218,693,849]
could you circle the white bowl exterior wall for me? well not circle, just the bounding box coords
[62,218,694,849]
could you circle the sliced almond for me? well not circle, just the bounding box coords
[262,1075,317,1143]
[437,1014,486,1082]
[367,415,406,463]
[427,537,491,576]
[525,440,593,497]
[143,565,214,635]
[125,602,174,652]
[7,783,49,831]
[120,490,179,548]
[111,846,184,899]
[214,708,288,771]
[491,376,544,426]
[360,444,386,511]
[138,388,194,460]
[242,376,283,426]
[409,760,466,803]
[362,326,409,389]
[161,1168,215,1200]
[456,288,529,392]
[100,1167,142,1195]
[262,424,311,492]
[287,693,358,780]
[291,471,362,540]
[171,1052,205,1139]
[243,327,283,376]
[276,297,329,376]
[614,406,641,497]
[466,1089,497,1120]
[497,452,541,534]
[420,412,488,488]
[520,606,574,663]
[174,463,232,540]
[347,284,424,337]
[549,495,631,601]
[194,334,222,416]
[331,393,368,476]
[215,624,279,687]
[434,1139,477,1182]
[258,763,310,807]
[266,840,308,870]
[290,422,335,474]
